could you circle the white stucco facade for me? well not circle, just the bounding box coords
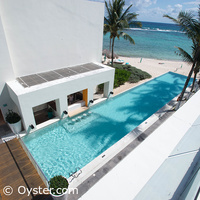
[7,63,114,131]
[0,0,105,76]
[0,0,115,131]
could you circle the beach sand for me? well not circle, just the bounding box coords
[104,56,200,96]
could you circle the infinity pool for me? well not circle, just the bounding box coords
[23,72,192,180]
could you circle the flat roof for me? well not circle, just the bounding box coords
[16,63,103,88]
[7,62,112,95]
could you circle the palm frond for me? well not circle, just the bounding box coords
[178,11,198,38]
[129,21,142,28]
[126,13,138,21]
[105,1,112,24]
[164,11,200,44]
[119,32,135,44]
[104,17,110,25]
[104,24,111,35]
[164,12,195,38]
[198,5,200,21]
[175,47,193,63]
[163,15,179,24]
[120,4,132,21]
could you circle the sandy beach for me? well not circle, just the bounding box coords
[105,56,200,96]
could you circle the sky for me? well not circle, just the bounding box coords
[88,0,200,23]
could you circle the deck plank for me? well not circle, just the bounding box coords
[0,138,50,200]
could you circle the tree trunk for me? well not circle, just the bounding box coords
[175,61,196,110]
[109,37,111,51]
[111,37,115,67]
[190,71,197,92]
[175,46,200,110]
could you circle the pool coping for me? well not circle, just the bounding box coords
[67,85,198,199]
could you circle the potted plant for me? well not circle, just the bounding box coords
[49,175,69,200]
[5,109,22,133]
[47,107,53,119]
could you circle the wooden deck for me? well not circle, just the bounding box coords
[0,138,51,200]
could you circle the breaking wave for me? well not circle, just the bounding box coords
[127,27,184,33]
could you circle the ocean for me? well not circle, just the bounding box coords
[103,21,192,61]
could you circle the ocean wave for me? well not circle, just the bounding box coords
[127,27,184,33]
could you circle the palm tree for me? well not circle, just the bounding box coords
[104,0,141,67]
[164,6,200,109]
[175,46,200,93]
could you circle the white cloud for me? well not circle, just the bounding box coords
[138,4,182,17]
[166,4,183,16]
[184,1,200,5]
[185,7,199,12]
[131,0,157,9]
[137,4,184,23]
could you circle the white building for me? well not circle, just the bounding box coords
[0,0,115,132]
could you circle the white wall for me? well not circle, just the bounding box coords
[0,0,104,77]
[0,15,14,93]
[0,14,15,116]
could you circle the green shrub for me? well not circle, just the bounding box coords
[49,175,69,196]
[114,68,131,88]
[98,83,104,92]
[109,63,151,85]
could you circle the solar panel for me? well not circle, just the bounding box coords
[54,68,77,77]
[83,63,102,71]
[68,65,90,74]
[16,78,28,88]
[16,63,103,88]
[38,71,63,81]
[20,74,47,87]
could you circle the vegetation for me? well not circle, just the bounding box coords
[113,63,151,83]
[114,68,131,88]
[98,63,151,89]
[5,109,21,124]
[164,5,200,108]
[104,0,141,67]
[98,83,104,92]
[49,175,69,196]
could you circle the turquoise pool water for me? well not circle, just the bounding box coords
[23,72,192,180]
